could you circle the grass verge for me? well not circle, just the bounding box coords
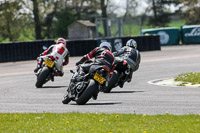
[1,113,200,132]
[174,72,200,86]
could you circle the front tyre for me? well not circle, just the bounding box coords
[103,71,120,93]
[76,80,97,105]
[35,67,50,88]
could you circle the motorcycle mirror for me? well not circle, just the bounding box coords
[42,46,47,50]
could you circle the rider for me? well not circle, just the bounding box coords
[75,42,115,99]
[113,39,141,88]
[76,41,115,77]
[34,38,69,76]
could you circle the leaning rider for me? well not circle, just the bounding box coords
[75,42,115,99]
[113,39,141,88]
[34,38,69,77]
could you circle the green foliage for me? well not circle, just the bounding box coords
[147,0,181,27]
[0,113,200,132]
[168,20,185,27]
[181,0,200,24]
[175,72,200,85]
[52,9,76,38]
[0,0,23,41]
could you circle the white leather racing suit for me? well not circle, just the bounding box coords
[41,43,69,73]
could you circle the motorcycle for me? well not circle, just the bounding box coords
[62,61,110,105]
[35,55,57,88]
[103,57,131,93]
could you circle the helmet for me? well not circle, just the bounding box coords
[126,39,137,48]
[99,42,112,51]
[56,38,66,46]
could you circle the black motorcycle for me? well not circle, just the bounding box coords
[35,55,57,88]
[103,57,131,93]
[62,61,110,105]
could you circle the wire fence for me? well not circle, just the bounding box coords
[95,17,143,38]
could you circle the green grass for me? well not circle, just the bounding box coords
[1,113,200,132]
[98,20,185,37]
[168,20,185,28]
[175,72,200,86]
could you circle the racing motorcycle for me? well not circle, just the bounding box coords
[35,55,57,88]
[103,57,131,93]
[62,61,110,105]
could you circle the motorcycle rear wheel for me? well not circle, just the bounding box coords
[103,71,120,93]
[76,80,97,105]
[35,67,50,88]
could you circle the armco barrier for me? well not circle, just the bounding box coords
[0,36,160,63]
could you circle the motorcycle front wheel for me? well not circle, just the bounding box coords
[76,80,97,105]
[103,71,120,93]
[35,67,50,88]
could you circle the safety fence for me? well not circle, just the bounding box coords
[0,35,160,62]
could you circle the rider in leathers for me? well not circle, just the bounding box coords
[34,38,69,76]
[75,42,115,99]
[76,42,115,78]
[113,39,141,87]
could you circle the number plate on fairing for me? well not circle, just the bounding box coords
[44,58,54,68]
[93,72,105,84]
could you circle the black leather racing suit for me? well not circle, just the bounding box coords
[114,46,141,80]
[76,47,115,77]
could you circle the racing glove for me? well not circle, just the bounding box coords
[76,57,86,66]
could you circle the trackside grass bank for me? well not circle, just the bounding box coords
[175,72,200,86]
[1,113,200,132]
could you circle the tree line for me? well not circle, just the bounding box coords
[0,0,199,42]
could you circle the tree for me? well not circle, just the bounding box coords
[67,0,100,21]
[100,0,109,36]
[180,0,200,24]
[146,0,180,27]
[123,0,138,21]
[31,0,42,39]
[0,0,22,41]
[53,9,76,38]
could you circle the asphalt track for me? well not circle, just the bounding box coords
[0,45,200,115]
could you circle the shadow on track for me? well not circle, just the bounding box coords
[70,102,122,106]
[39,86,67,89]
[106,91,144,93]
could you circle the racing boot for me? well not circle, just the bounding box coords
[119,81,125,88]
[92,89,99,100]
[34,67,40,73]
[56,70,64,77]
[127,71,133,83]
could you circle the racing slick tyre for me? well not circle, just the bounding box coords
[76,80,97,105]
[103,71,120,93]
[35,67,50,88]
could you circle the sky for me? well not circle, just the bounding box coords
[110,0,178,17]
[110,0,148,16]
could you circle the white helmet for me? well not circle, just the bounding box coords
[126,39,137,48]
[99,42,112,51]
[56,38,66,46]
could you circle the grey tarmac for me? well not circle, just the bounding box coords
[0,45,200,115]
